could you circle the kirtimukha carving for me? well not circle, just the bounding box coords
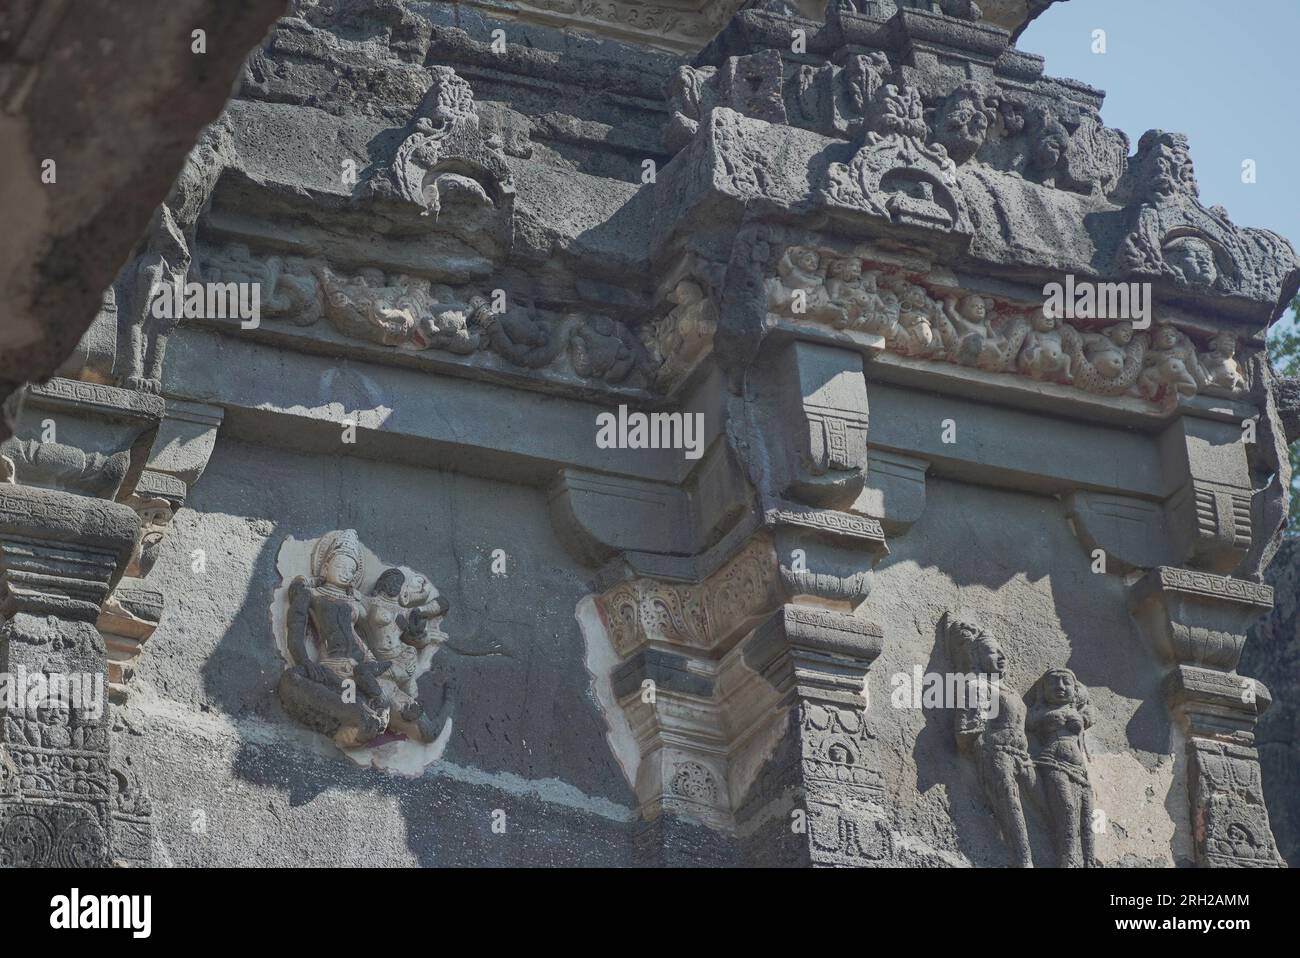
[945,616,1035,868]
[1025,668,1096,868]
[274,530,453,772]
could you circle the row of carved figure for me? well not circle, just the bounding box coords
[204,243,717,391]
[945,616,1097,868]
[767,246,1248,404]
[205,244,681,389]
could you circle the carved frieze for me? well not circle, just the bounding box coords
[763,242,1254,409]
[202,246,660,391]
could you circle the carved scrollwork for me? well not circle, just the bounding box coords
[365,65,515,225]
[596,537,781,656]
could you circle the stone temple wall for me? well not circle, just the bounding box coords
[2,0,1298,868]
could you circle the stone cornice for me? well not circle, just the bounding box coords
[465,0,746,53]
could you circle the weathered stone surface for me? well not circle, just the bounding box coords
[1243,538,1300,866]
[0,0,286,427]
[2,0,1296,869]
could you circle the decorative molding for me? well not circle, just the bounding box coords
[597,536,781,656]
[470,0,745,53]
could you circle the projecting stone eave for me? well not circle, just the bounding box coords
[652,108,1296,327]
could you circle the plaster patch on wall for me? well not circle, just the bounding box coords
[576,595,640,789]
[1090,748,1179,866]
[135,685,634,823]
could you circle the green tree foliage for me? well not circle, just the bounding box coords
[1266,294,1300,531]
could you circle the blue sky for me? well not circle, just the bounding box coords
[1021,0,1298,325]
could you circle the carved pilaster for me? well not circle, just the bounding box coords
[0,485,137,867]
[739,604,888,867]
[1130,566,1284,867]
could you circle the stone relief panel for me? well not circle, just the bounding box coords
[271,530,454,775]
[943,616,1097,867]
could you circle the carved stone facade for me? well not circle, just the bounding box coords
[3,0,1295,868]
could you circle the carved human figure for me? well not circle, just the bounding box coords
[1201,331,1246,391]
[824,258,874,330]
[1079,321,1134,382]
[940,293,1027,370]
[279,530,391,748]
[886,282,938,356]
[644,280,718,390]
[1063,321,1152,396]
[855,274,901,340]
[766,246,831,320]
[1025,668,1096,868]
[1018,307,1074,382]
[362,567,449,743]
[1164,236,1219,288]
[946,617,1035,868]
[115,203,189,393]
[1139,322,1204,403]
